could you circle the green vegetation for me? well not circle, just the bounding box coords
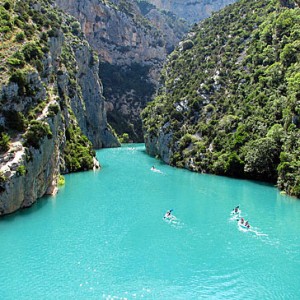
[47,104,60,117]
[58,174,65,186]
[119,133,130,143]
[63,124,95,172]
[9,70,27,86]
[22,42,43,62]
[16,165,26,176]
[142,0,300,197]
[3,110,27,132]
[0,132,10,153]
[24,120,52,149]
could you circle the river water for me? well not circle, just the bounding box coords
[0,144,299,299]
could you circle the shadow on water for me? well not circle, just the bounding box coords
[0,195,52,223]
[139,145,278,189]
[247,179,275,188]
[137,145,170,166]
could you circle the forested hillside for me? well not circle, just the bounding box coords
[142,0,300,197]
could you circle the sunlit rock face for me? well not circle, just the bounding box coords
[147,0,237,24]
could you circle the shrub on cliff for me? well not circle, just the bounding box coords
[22,42,43,62]
[0,25,11,36]
[7,57,25,67]
[16,165,26,176]
[243,138,280,181]
[24,121,52,149]
[0,133,10,153]
[3,2,11,10]
[0,6,12,29]
[15,31,25,42]
[63,125,95,172]
[47,104,60,117]
[181,39,194,51]
[58,175,65,186]
[3,110,27,132]
[9,70,26,86]
[70,21,81,36]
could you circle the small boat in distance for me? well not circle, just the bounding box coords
[231,205,241,215]
[164,209,173,219]
[151,166,163,174]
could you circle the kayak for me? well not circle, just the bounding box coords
[238,222,250,229]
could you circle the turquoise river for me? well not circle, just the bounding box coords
[1,144,300,299]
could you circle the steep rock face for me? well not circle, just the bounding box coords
[56,0,165,64]
[147,0,237,23]
[149,132,173,164]
[0,64,64,215]
[59,39,119,148]
[0,114,61,215]
[0,0,118,215]
[55,0,188,141]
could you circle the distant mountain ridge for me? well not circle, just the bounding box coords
[142,0,300,198]
[146,0,237,23]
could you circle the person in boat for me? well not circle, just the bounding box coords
[233,206,239,213]
[240,218,244,224]
[164,210,172,219]
[245,221,250,228]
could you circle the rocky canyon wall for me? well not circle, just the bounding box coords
[55,0,188,141]
[0,0,118,215]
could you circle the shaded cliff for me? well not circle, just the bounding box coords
[55,0,188,141]
[142,0,300,197]
[0,0,119,215]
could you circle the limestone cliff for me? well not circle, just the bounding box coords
[0,113,62,215]
[0,0,118,215]
[55,0,188,141]
[58,35,119,149]
[147,0,237,23]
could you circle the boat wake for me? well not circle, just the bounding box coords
[150,167,163,174]
[229,211,242,221]
[163,215,184,229]
[229,210,272,242]
[238,224,267,236]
